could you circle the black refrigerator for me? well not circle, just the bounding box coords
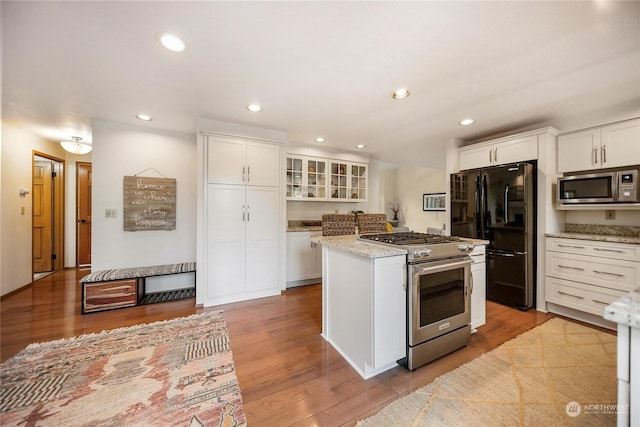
[450,162,536,309]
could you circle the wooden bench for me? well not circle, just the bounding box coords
[80,262,196,313]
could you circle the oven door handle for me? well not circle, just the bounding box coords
[417,258,472,274]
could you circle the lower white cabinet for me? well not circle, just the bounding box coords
[286,231,322,285]
[545,237,640,321]
[470,245,486,330]
[205,184,281,305]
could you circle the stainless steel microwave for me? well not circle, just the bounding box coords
[557,167,640,204]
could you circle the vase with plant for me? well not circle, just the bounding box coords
[388,202,400,226]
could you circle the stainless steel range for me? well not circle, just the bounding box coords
[358,232,474,370]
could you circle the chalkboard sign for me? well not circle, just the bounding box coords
[123,176,176,231]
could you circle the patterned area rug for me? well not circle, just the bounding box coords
[0,311,246,427]
[357,318,618,426]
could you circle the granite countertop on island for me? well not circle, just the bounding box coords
[604,288,640,329]
[311,234,408,259]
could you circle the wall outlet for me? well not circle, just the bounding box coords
[605,210,616,220]
[105,208,117,218]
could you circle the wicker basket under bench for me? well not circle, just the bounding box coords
[80,262,196,313]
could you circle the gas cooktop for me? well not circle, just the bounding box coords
[358,232,471,263]
[359,232,460,246]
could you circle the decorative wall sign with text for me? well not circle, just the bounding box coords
[123,176,176,231]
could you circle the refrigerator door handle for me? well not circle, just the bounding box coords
[504,184,509,225]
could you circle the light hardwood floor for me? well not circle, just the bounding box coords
[1,268,557,426]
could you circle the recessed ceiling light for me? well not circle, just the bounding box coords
[356,144,366,149]
[315,137,325,143]
[392,88,410,99]
[459,118,475,126]
[158,32,186,52]
[136,114,152,121]
[247,104,262,112]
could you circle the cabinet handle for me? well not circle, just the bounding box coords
[494,147,498,163]
[558,244,585,249]
[558,264,585,271]
[592,299,609,305]
[242,206,245,221]
[247,166,250,183]
[243,166,246,182]
[601,145,607,164]
[557,290,584,300]
[247,205,250,221]
[489,148,492,163]
[593,147,598,165]
[593,247,624,253]
[593,270,623,277]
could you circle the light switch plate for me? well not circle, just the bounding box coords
[105,208,117,218]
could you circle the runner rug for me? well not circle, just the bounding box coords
[357,317,618,426]
[0,311,246,427]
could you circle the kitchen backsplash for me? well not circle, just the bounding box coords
[565,223,640,237]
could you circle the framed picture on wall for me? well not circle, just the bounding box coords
[423,193,446,211]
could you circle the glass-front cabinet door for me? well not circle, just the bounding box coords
[286,156,304,198]
[306,158,327,199]
[350,163,367,200]
[330,161,348,200]
[286,156,328,200]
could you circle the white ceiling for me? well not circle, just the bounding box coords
[3,1,640,168]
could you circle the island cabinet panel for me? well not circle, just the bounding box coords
[322,246,406,379]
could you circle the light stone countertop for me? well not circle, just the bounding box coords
[460,237,490,246]
[311,235,408,259]
[287,226,323,232]
[604,288,640,329]
[545,232,640,245]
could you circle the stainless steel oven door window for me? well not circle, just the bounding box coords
[409,258,472,346]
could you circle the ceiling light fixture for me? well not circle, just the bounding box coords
[136,114,152,121]
[315,137,325,143]
[356,144,366,149]
[246,104,262,112]
[392,88,410,99]
[459,118,475,126]
[158,32,186,52]
[60,136,92,155]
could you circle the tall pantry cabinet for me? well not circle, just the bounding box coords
[199,130,285,307]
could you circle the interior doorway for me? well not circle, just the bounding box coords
[76,162,92,266]
[32,153,64,280]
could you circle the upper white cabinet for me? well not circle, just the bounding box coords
[329,161,368,201]
[285,153,368,202]
[208,136,280,187]
[286,156,328,200]
[459,135,538,170]
[557,118,640,173]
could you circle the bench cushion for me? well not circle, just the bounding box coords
[80,262,196,284]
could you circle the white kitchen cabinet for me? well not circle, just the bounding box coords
[329,160,368,201]
[208,135,280,187]
[459,135,537,170]
[557,117,640,173]
[322,246,406,379]
[285,156,328,200]
[470,244,486,330]
[203,133,283,306]
[286,231,322,285]
[545,237,640,322]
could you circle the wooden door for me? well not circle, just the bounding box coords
[77,163,92,266]
[33,160,53,273]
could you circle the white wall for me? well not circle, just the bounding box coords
[565,211,640,227]
[91,120,197,270]
[387,166,447,233]
[0,123,67,296]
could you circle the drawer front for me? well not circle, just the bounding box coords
[546,237,640,262]
[84,279,138,313]
[545,251,638,292]
[546,276,626,317]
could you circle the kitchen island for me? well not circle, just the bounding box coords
[312,235,408,379]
